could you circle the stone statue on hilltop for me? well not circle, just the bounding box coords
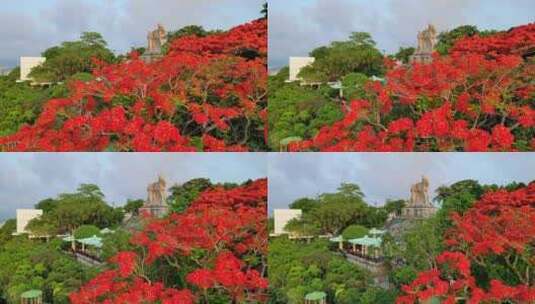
[139,175,168,217]
[141,24,168,63]
[147,24,168,54]
[416,24,437,53]
[410,24,437,64]
[146,175,167,206]
[409,176,431,206]
[399,176,437,219]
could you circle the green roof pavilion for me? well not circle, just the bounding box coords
[305,291,327,304]
[21,290,43,304]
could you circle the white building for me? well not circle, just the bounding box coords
[16,209,43,235]
[288,57,315,82]
[19,56,46,82]
[273,209,302,235]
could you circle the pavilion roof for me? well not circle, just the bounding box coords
[78,235,103,248]
[369,228,386,235]
[348,235,382,247]
[21,290,42,299]
[62,235,75,242]
[100,227,114,234]
[329,235,344,242]
[305,291,327,300]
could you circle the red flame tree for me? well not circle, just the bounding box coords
[397,182,535,303]
[69,178,268,304]
[290,23,535,152]
[0,19,267,152]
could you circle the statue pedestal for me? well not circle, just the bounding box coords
[140,51,163,63]
[400,206,437,219]
[139,205,168,218]
[410,52,433,64]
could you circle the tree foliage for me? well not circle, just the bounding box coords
[0,76,69,136]
[70,178,268,303]
[29,32,115,82]
[397,182,535,303]
[168,178,212,213]
[1,19,267,151]
[27,184,122,236]
[290,23,535,152]
[269,237,371,304]
[0,237,96,303]
[299,32,385,82]
[268,80,342,150]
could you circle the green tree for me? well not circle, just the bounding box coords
[268,83,342,150]
[73,225,100,239]
[349,32,376,46]
[101,229,133,261]
[336,183,365,199]
[80,32,107,47]
[435,25,484,55]
[168,178,212,212]
[0,237,95,303]
[0,219,16,245]
[75,183,105,200]
[399,217,443,270]
[289,198,319,214]
[394,46,415,63]
[285,218,320,237]
[383,199,406,216]
[29,32,115,82]
[123,199,144,215]
[299,33,385,82]
[35,198,58,213]
[341,224,368,240]
[0,76,68,136]
[36,184,123,235]
[341,72,368,100]
[269,237,370,304]
[26,217,58,239]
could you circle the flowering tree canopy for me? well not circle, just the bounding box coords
[69,178,268,304]
[397,182,535,303]
[0,19,267,151]
[290,23,535,152]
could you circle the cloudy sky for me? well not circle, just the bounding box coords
[0,0,264,68]
[269,0,535,69]
[0,153,266,222]
[268,153,535,214]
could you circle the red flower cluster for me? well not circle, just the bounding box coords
[0,18,267,151]
[397,182,535,303]
[290,23,535,152]
[69,178,268,303]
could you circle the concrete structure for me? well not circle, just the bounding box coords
[16,209,43,234]
[410,24,437,64]
[273,209,302,235]
[141,24,168,63]
[401,176,437,219]
[139,175,169,217]
[288,57,315,82]
[19,57,46,81]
